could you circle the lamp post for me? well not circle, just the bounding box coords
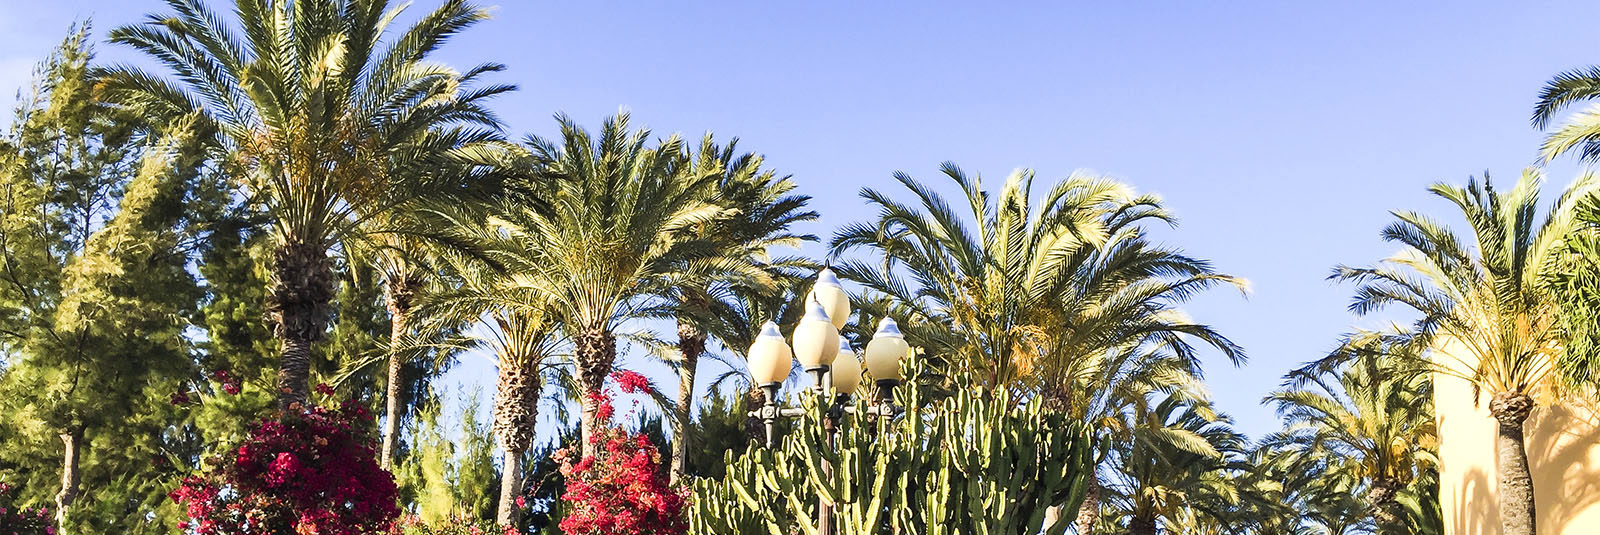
[743,268,910,535]
[745,321,793,448]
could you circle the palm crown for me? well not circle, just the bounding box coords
[830,163,1243,396]
[462,112,732,453]
[1269,346,1438,530]
[102,0,510,408]
[1312,169,1597,535]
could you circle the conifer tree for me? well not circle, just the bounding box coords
[0,26,215,535]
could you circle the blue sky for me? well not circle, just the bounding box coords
[4,1,1598,438]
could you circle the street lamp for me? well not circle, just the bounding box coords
[863,318,907,407]
[743,269,911,535]
[792,298,840,389]
[746,321,794,442]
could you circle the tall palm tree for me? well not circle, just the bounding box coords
[1268,343,1437,532]
[366,129,510,468]
[486,113,728,455]
[653,137,818,482]
[101,0,509,410]
[1309,170,1596,535]
[829,163,1244,530]
[408,221,564,527]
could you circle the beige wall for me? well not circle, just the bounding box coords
[1436,342,1600,534]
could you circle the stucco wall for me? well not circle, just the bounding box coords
[1436,343,1600,534]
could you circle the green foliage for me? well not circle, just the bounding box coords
[829,163,1245,396]
[1534,65,1600,163]
[680,394,759,479]
[0,25,218,534]
[323,258,393,395]
[392,515,509,535]
[103,0,511,409]
[1097,394,1247,534]
[1309,169,1592,399]
[691,359,1095,535]
[1267,350,1439,534]
[1553,200,1600,393]
[398,390,499,525]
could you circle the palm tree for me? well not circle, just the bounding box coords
[485,113,728,455]
[1268,343,1437,532]
[367,129,511,468]
[1224,445,1339,535]
[1310,170,1596,535]
[831,164,1120,389]
[1533,67,1600,163]
[101,0,509,410]
[829,163,1244,530]
[653,136,818,482]
[408,228,564,527]
[1101,393,1247,535]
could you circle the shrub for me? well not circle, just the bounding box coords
[553,371,688,535]
[169,394,399,535]
[0,480,52,535]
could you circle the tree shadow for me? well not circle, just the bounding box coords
[1528,400,1600,531]
[1443,417,1497,534]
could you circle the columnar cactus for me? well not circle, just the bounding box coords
[690,359,1094,535]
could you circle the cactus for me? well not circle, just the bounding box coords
[690,355,1094,535]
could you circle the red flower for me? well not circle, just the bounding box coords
[168,401,397,535]
[555,427,688,535]
[314,383,335,396]
[611,371,651,394]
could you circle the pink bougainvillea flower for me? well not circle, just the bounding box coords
[610,370,651,394]
[168,399,398,535]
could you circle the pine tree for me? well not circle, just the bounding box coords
[0,26,214,535]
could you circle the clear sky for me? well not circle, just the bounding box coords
[4,1,1599,439]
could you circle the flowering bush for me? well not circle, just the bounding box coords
[169,393,398,535]
[0,480,52,535]
[554,371,688,535]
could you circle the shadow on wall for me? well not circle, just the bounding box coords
[1531,402,1600,530]
[1441,400,1600,534]
[1449,463,1495,535]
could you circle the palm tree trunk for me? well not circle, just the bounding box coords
[55,428,82,535]
[380,276,418,469]
[268,240,334,412]
[1366,477,1400,531]
[669,320,705,483]
[574,326,616,457]
[497,448,525,527]
[1074,475,1101,534]
[1490,391,1538,535]
[492,355,540,527]
[1128,514,1157,535]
